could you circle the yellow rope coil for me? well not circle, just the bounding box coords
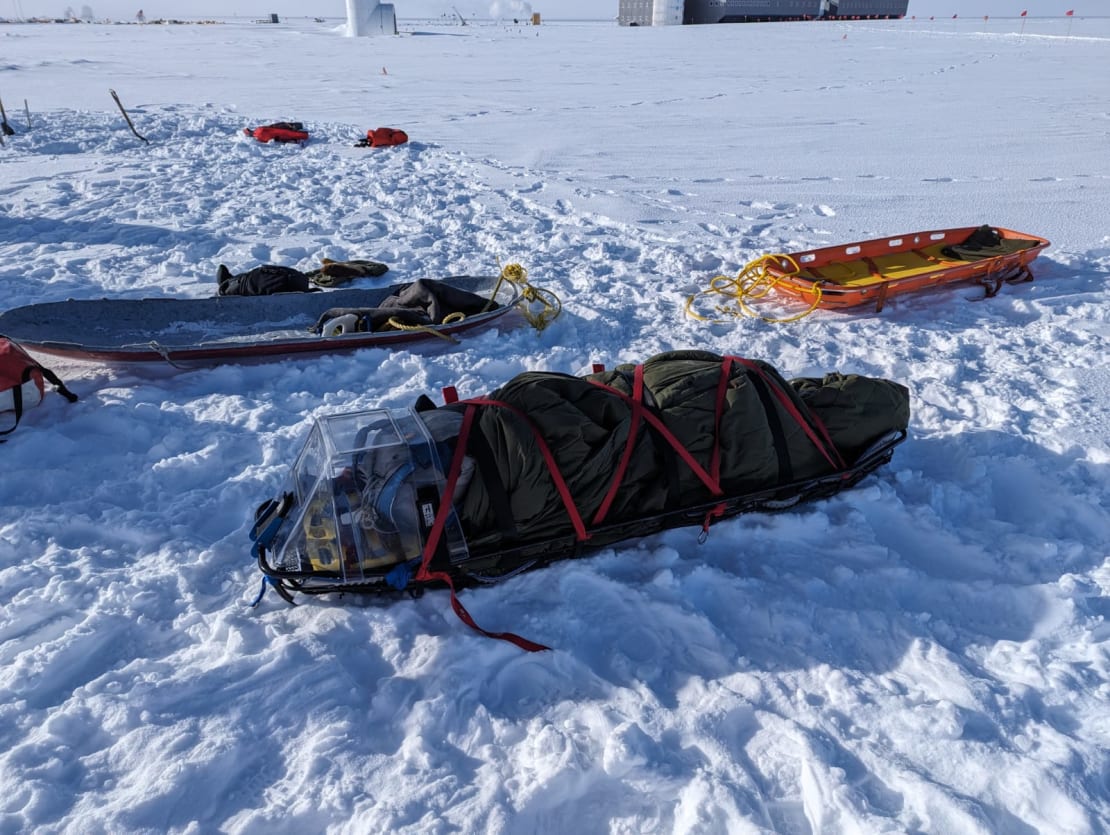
[685,253,821,324]
[491,261,562,332]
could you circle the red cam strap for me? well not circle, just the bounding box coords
[590,356,845,536]
[588,378,723,497]
[415,403,549,652]
[467,397,590,542]
[592,364,645,525]
[726,356,846,471]
[413,357,844,650]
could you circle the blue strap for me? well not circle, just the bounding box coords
[250,510,287,561]
[386,560,416,590]
[250,576,271,607]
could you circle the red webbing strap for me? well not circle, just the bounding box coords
[874,280,890,313]
[592,364,645,525]
[861,256,889,311]
[415,404,549,652]
[467,396,590,543]
[588,381,723,497]
[727,356,846,471]
[442,581,548,652]
[415,405,477,585]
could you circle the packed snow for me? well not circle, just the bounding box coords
[1,13,1108,834]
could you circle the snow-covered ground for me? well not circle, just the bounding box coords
[1,14,1108,834]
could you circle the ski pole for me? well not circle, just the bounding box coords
[109,88,149,144]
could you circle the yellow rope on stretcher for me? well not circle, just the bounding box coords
[385,312,465,343]
[685,254,821,324]
[488,261,562,332]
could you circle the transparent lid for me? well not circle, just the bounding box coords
[263,408,469,585]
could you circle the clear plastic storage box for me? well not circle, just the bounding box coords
[264,408,469,585]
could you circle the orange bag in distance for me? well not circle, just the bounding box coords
[363,127,408,147]
[244,122,310,143]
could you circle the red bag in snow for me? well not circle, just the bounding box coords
[244,122,310,144]
[357,127,409,147]
[1,336,78,440]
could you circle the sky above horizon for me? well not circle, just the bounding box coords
[2,0,1091,22]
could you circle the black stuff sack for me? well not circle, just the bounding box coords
[217,264,317,296]
[1,336,78,440]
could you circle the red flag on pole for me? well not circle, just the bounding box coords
[1020,9,1027,15]
[1065,9,1074,14]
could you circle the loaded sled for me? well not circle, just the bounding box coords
[687,225,1050,323]
[250,351,910,648]
[0,276,522,364]
[765,225,1050,312]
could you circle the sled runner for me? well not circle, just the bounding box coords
[0,276,521,364]
[688,226,1050,322]
[249,351,910,649]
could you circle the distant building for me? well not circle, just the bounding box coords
[619,0,909,25]
[346,0,397,36]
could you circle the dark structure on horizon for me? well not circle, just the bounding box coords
[619,0,909,25]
